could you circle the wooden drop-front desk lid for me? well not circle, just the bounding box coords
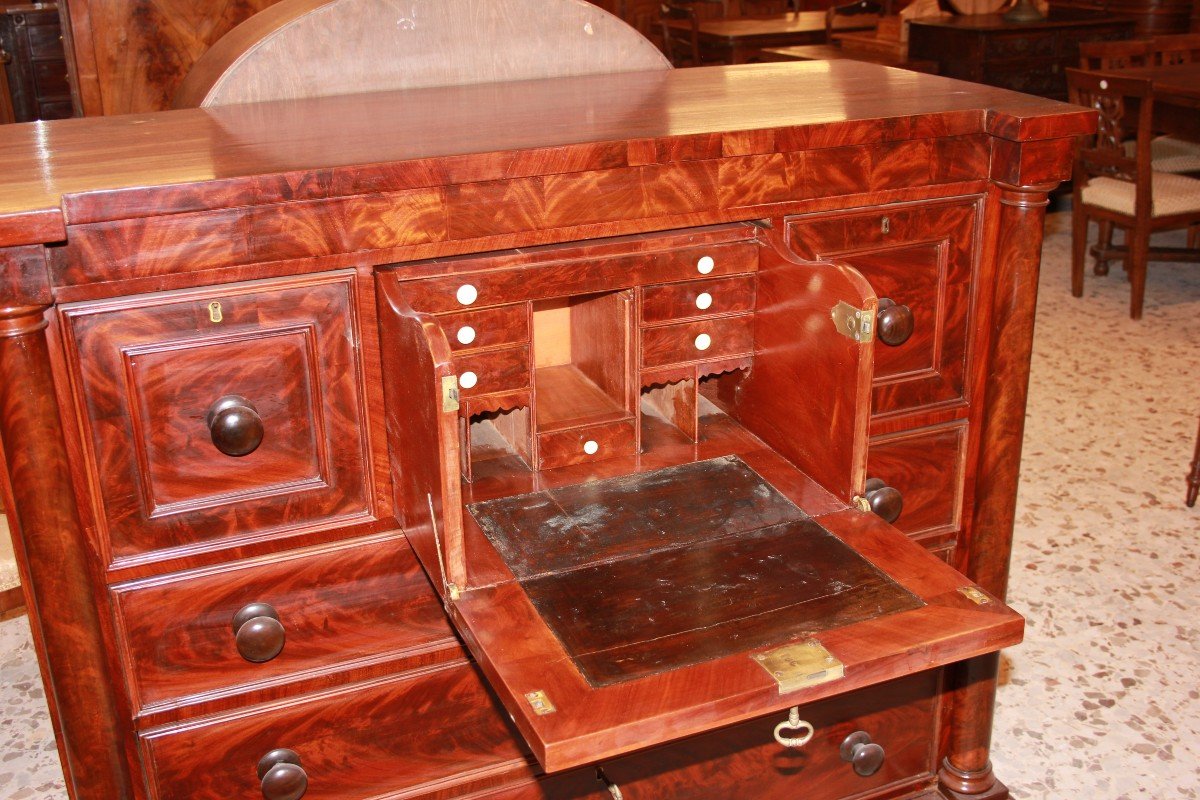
[0,60,1094,248]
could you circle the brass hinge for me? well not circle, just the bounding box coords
[441,375,460,412]
[831,301,874,342]
[959,586,991,605]
[753,639,845,694]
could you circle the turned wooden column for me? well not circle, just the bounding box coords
[939,179,1058,800]
[0,301,134,800]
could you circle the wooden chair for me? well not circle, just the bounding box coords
[175,0,670,107]
[659,2,726,66]
[1067,68,1200,319]
[1187,416,1200,508]
[1152,32,1200,64]
[1078,39,1155,70]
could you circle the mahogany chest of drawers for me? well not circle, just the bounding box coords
[0,60,1093,800]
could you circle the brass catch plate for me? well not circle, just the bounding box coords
[753,640,844,694]
[441,375,460,412]
[959,586,991,605]
[831,301,874,342]
[525,689,556,716]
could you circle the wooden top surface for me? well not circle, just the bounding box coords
[907,8,1136,30]
[762,44,939,70]
[0,61,1094,246]
[667,11,872,38]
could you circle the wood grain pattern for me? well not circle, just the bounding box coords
[639,275,757,324]
[867,422,969,542]
[175,0,670,108]
[111,532,459,715]
[639,314,754,370]
[59,271,374,570]
[535,418,637,471]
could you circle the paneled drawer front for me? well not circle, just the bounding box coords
[537,419,636,470]
[867,422,967,540]
[604,671,937,799]
[27,22,66,59]
[61,272,372,567]
[437,304,530,352]
[454,346,531,397]
[396,243,758,313]
[786,199,981,417]
[140,663,529,800]
[641,275,757,324]
[112,533,458,713]
[640,315,754,370]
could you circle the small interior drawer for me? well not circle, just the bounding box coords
[26,23,66,60]
[641,314,754,370]
[603,671,937,800]
[111,533,459,715]
[437,304,530,352]
[140,663,530,800]
[640,275,756,325]
[454,346,531,398]
[536,419,636,470]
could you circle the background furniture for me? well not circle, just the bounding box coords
[908,8,1136,98]
[661,9,878,62]
[0,1,1093,799]
[0,3,71,121]
[1189,418,1200,507]
[761,41,940,69]
[1067,67,1200,318]
[1050,0,1196,34]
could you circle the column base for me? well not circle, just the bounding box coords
[938,759,1009,800]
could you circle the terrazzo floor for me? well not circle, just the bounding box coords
[1,215,1197,799]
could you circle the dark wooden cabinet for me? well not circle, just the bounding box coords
[0,59,1092,800]
[908,9,1137,99]
[0,3,72,121]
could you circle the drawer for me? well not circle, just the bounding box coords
[33,59,70,98]
[866,422,967,540]
[37,100,74,120]
[395,243,757,313]
[60,272,373,567]
[640,275,756,325]
[437,303,530,352]
[26,24,65,60]
[140,663,532,800]
[640,315,754,370]
[454,346,531,397]
[111,533,458,714]
[537,419,636,470]
[602,671,937,799]
[786,199,981,417]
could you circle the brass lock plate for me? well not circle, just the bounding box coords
[752,639,844,694]
[831,301,874,342]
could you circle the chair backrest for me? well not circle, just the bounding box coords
[660,3,703,66]
[1077,39,1155,70]
[1151,33,1200,65]
[176,0,671,108]
[1065,68,1155,192]
[825,0,886,38]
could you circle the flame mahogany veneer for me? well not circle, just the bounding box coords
[0,62,1094,800]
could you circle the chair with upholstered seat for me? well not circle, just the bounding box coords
[1067,68,1200,319]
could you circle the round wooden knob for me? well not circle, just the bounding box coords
[232,603,285,663]
[207,395,264,457]
[257,749,307,800]
[876,298,914,346]
[840,731,885,777]
[864,477,903,524]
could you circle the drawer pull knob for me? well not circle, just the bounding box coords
[583,440,599,455]
[456,326,476,345]
[772,706,815,748]
[840,731,885,777]
[696,255,715,274]
[456,284,478,305]
[207,395,264,457]
[232,603,285,663]
[695,333,712,351]
[459,371,478,389]
[695,292,713,310]
[864,477,903,524]
[876,298,914,346]
[257,748,307,800]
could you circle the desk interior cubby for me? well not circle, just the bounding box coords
[376,224,1022,774]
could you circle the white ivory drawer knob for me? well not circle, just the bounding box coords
[456,326,476,345]
[695,292,713,310]
[695,333,712,351]
[459,371,478,389]
[456,284,478,305]
[696,255,715,274]
[583,440,600,455]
